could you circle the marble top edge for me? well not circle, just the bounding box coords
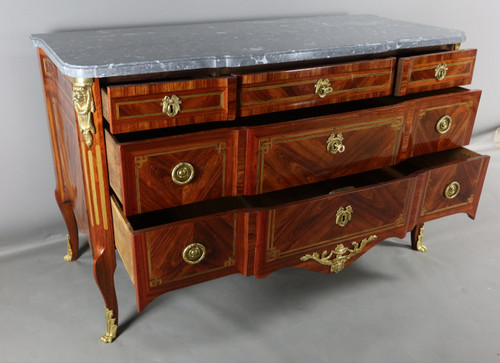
[31,14,466,79]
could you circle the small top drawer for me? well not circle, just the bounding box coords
[394,49,476,96]
[238,58,395,117]
[102,77,237,133]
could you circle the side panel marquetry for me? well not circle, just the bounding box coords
[39,49,90,237]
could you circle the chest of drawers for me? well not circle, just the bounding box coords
[31,14,489,343]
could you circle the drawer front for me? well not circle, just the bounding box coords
[395,49,476,96]
[246,104,406,194]
[111,129,238,215]
[411,89,481,157]
[238,58,395,117]
[420,154,488,220]
[256,178,414,273]
[132,212,240,311]
[103,77,236,133]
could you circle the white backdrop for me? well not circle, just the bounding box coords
[1,0,498,249]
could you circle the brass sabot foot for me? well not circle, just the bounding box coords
[63,235,73,261]
[416,244,428,253]
[101,307,118,343]
[415,225,427,253]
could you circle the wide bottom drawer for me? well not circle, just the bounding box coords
[255,148,488,276]
[111,148,488,310]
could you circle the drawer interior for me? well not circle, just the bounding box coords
[120,147,482,232]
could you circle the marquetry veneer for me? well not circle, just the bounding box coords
[110,147,487,310]
[33,17,489,343]
[106,88,481,215]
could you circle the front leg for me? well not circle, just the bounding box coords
[411,223,427,252]
[72,77,119,342]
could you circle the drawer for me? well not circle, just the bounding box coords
[111,147,488,306]
[254,147,489,276]
[418,149,488,221]
[106,129,239,216]
[410,89,481,157]
[394,49,476,96]
[255,176,414,275]
[111,197,242,311]
[245,103,406,194]
[102,77,237,133]
[238,58,395,117]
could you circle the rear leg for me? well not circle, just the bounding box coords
[55,191,79,261]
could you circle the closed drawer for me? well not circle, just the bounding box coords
[238,58,395,117]
[246,103,406,194]
[111,197,241,311]
[102,77,237,133]
[410,89,481,157]
[394,49,476,96]
[106,129,238,216]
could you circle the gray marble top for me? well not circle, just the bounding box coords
[31,14,465,79]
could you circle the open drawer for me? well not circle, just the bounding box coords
[106,128,239,216]
[111,148,488,310]
[102,77,237,133]
[394,49,476,96]
[237,58,395,117]
[254,148,488,276]
[111,197,248,311]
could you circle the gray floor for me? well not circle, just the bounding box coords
[1,137,499,363]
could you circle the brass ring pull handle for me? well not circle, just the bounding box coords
[326,132,346,154]
[161,95,182,117]
[435,63,448,81]
[436,115,452,134]
[171,162,194,185]
[336,205,353,227]
[315,78,333,98]
[182,243,206,264]
[444,181,460,199]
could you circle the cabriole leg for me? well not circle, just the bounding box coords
[411,223,427,252]
[93,247,118,343]
[55,193,79,261]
